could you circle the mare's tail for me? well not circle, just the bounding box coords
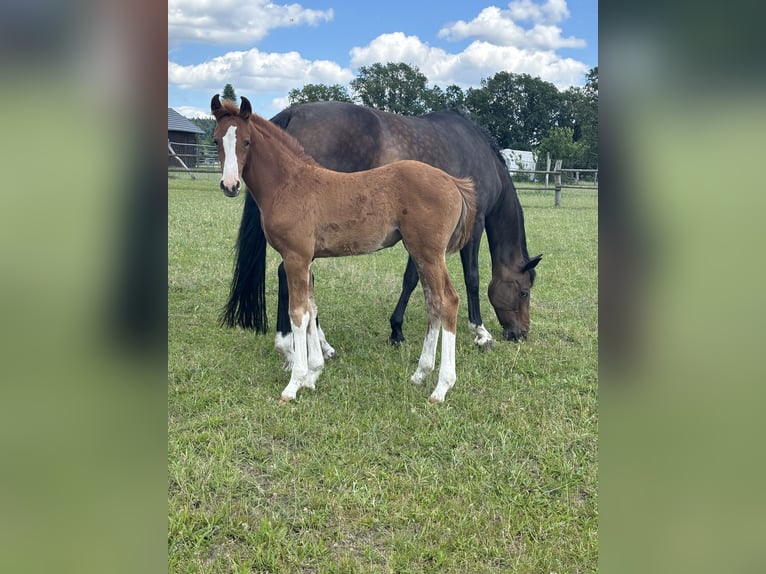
[446,177,477,254]
[219,192,269,332]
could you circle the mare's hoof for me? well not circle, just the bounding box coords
[476,338,494,350]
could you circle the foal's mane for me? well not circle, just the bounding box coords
[215,99,319,166]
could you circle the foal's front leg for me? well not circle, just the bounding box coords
[275,262,336,370]
[280,260,325,402]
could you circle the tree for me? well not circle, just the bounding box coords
[350,62,433,115]
[190,117,215,144]
[465,72,561,150]
[222,83,237,102]
[288,83,353,105]
[556,67,598,168]
[425,84,466,111]
[536,127,585,170]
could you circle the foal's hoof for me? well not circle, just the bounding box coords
[322,348,336,360]
[428,393,445,404]
[279,395,293,405]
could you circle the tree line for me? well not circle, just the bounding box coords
[192,63,598,170]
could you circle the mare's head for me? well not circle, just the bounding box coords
[211,94,253,197]
[487,254,543,340]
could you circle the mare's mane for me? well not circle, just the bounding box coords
[214,99,319,167]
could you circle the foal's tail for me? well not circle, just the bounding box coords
[219,192,269,333]
[446,177,477,254]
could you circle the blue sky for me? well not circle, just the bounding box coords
[168,0,597,118]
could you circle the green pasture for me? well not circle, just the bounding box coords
[168,172,598,573]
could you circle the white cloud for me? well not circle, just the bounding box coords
[168,0,333,45]
[173,106,212,119]
[507,0,570,24]
[438,2,585,51]
[168,48,354,94]
[349,33,587,91]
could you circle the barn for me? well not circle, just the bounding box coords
[168,108,204,168]
[500,149,537,182]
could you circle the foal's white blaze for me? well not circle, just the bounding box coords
[221,125,240,191]
[430,330,457,403]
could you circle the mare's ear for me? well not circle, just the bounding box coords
[522,254,543,272]
[239,97,252,120]
[211,94,222,114]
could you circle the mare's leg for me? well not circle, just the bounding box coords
[280,257,321,402]
[460,225,493,349]
[275,262,335,370]
[388,256,420,345]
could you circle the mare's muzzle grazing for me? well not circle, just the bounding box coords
[220,179,241,197]
[503,327,528,341]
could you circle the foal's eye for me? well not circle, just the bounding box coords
[212,139,219,146]
[244,140,251,147]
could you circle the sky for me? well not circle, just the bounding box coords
[168,0,597,119]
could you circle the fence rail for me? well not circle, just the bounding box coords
[168,140,220,178]
[169,142,597,206]
[509,163,597,206]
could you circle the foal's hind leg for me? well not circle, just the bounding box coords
[410,269,443,386]
[408,259,460,402]
[429,274,460,403]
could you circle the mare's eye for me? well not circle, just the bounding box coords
[520,290,529,299]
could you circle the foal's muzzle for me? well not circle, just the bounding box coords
[220,179,241,197]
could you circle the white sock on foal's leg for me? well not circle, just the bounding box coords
[275,331,293,370]
[305,313,324,389]
[317,323,336,359]
[411,324,439,385]
[429,329,456,403]
[280,313,310,402]
[276,322,335,371]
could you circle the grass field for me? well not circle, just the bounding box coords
[168,172,598,573]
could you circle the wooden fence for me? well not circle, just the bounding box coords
[169,143,597,207]
[510,159,598,206]
[168,141,219,179]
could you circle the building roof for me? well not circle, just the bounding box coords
[168,108,205,134]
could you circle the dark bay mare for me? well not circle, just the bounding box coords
[211,95,476,403]
[221,100,542,366]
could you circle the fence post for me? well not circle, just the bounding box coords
[545,152,551,188]
[553,159,563,206]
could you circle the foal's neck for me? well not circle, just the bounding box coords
[243,118,316,202]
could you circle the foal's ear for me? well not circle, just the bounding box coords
[522,254,543,272]
[211,94,222,114]
[239,97,252,120]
